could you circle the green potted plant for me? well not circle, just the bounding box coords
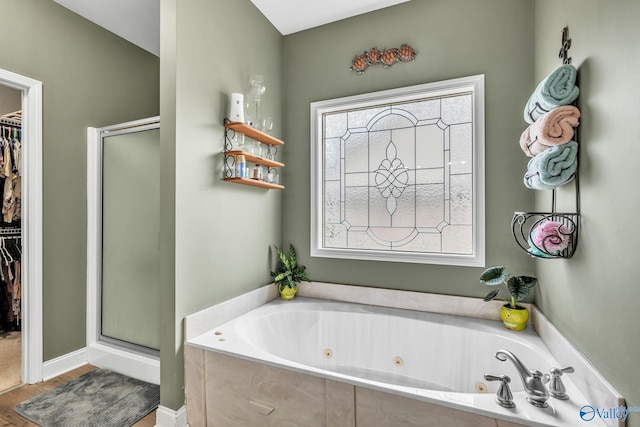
[271,244,310,300]
[479,266,537,331]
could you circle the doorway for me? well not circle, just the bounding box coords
[0,86,22,392]
[0,67,44,387]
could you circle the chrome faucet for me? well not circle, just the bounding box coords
[495,349,549,408]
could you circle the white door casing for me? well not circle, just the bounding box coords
[0,67,44,384]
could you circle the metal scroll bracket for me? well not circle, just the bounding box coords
[512,179,581,260]
[559,26,572,65]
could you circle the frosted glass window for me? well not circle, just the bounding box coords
[311,76,485,266]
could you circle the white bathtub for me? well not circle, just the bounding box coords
[187,297,605,427]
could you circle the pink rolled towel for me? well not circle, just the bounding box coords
[531,220,570,255]
[519,105,580,157]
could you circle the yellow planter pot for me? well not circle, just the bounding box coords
[280,286,297,301]
[499,304,529,331]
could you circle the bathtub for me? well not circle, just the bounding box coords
[186,296,606,427]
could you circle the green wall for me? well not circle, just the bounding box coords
[0,0,159,361]
[533,0,640,424]
[0,85,21,114]
[161,0,283,409]
[282,0,535,296]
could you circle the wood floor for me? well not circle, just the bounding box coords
[0,364,156,426]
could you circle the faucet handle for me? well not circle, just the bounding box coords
[484,374,516,408]
[548,366,574,400]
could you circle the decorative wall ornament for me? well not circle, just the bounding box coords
[350,44,417,75]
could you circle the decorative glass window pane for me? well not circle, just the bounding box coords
[311,75,485,266]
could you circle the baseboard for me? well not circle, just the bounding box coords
[42,347,88,381]
[88,342,160,385]
[155,405,189,427]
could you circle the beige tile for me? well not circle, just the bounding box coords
[205,352,328,426]
[355,386,498,427]
[325,380,355,427]
[496,420,528,427]
[185,346,206,427]
[297,281,530,323]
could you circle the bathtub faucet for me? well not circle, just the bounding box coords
[495,349,549,408]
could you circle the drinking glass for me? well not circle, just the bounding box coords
[261,117,274,134]
[248,75,266,127]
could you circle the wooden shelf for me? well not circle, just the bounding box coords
[223,120,285,190]
[224,121,284,146]
[224,150,284,169]
[224,177,284,190]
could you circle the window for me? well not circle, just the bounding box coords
[310,75,484,266]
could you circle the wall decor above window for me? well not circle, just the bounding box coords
[349,44,417,75]
[310,75,485,266]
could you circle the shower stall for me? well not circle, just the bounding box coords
[87,117,160,384]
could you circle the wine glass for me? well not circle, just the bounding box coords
[261,117,274,134]
[249,75,266,100]
[249,75,266,128]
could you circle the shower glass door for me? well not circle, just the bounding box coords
[100,122,160,354]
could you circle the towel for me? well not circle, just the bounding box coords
[524,65,579,124]
[524,140,578,190]
[520,106,580,157]
[527,220,570,257]
[527,237,554,258]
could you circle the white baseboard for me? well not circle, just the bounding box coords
[155,405,189,427]
[42,347,88,381]
[87,342,160,385]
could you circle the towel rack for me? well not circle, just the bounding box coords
[512,26,580,259]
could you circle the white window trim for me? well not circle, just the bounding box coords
[310,75,485,267]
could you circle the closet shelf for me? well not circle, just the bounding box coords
[223,177,285,190]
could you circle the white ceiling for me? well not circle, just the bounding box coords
[52,0,161,56]
[250,0,411,36]
[52,0,411,57]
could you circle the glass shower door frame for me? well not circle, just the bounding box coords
[87,116,160,384]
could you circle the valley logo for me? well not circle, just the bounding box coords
[580,405,640,422]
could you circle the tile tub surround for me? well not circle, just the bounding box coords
[184,281,624,427]
[186,347,531,427]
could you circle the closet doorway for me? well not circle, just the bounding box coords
[0,85,23,393]
[0,68,44,388]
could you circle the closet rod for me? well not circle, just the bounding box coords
[0,228,21,236]
[0,118,21,127]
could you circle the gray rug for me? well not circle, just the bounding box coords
[14,368,160,427]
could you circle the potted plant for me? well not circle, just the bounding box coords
[479,266,537,331]
[271,244,310,300]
